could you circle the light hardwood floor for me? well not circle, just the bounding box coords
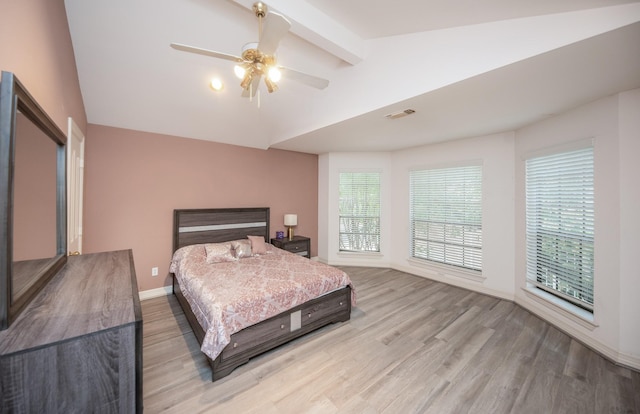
[142,267,640,413]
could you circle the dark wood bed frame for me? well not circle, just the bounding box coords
[172,207,352,381]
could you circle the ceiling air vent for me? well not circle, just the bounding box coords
[385,109,416,120]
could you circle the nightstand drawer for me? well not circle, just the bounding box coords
[271,236,311,258]
[283,241,307,254]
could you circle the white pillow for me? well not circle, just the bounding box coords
[204,242,237,263]
[230,239,253,259]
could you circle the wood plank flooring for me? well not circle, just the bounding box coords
[142,267,640,413]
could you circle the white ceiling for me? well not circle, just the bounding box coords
[64,0,640,155]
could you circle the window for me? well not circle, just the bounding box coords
[410,165,482,271]
[339,172,381,252]
[525,146,594,311]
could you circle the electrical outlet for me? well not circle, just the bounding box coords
[151,267,158,277]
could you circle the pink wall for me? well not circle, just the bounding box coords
[83,125,319,291]
[0,0,87,133]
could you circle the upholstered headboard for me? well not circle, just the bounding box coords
[173,208,270,252]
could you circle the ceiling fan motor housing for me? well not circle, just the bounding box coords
[241,44,277,77]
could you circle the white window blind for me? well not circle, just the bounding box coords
[339,172,381,252]
[525,146,594,311]
[410,165,482,271]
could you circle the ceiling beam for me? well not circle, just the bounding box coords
[231,0,364,64]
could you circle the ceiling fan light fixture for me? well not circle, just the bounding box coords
[209,77,224,91]
[240,67,254,90]
[234,65,246,79]
[264,76,278,93]
[267,66,281,82]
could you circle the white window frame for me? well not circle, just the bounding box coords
[409,163,483,272]
[525,145,594,312]
[338,171,381,253]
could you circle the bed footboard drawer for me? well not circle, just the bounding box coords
[301,288,351,327]
[222,314,291,359]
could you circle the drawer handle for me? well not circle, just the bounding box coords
[280,324,285,329]
[339,301,343,306]
[233,342,238,348]
[308,313,312,318]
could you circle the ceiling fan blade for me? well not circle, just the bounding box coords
[279,67,329,90]
[241,75,262,98]
[258,12,291,55]
[170,43,243,62]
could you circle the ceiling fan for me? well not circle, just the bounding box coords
[170,2,329,97]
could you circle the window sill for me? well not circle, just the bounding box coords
[407,258,485,283]
[337,251,384,258]
[522,285,597,331]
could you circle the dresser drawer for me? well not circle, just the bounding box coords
[222,313,291,359]
[301,289,350,328]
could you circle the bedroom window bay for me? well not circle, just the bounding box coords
[409,165,482,271]
[339,172,381,252]
[525,146,594,311]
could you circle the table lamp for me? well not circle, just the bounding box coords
[284,214,297,240]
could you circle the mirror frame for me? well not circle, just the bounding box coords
[0,71,67,329]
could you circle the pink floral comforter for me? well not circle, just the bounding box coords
[169,243,355,360]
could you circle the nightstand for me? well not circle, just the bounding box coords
[271,236,311,258]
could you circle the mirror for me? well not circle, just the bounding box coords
[12,111,59,300]
[0,71,67,329]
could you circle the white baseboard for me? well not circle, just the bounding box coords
[139,285,172,301]
[617,351,640,371]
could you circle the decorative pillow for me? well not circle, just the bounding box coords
[247,235,268,255]
[204,242,236,264]
[231,239,253,259]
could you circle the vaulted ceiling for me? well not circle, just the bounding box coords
[64,0,640,154]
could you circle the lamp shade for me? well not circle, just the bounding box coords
[284,214,297,226]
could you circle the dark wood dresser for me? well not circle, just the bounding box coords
[0,250,142,413]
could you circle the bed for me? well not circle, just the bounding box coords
[170,207,355,381]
